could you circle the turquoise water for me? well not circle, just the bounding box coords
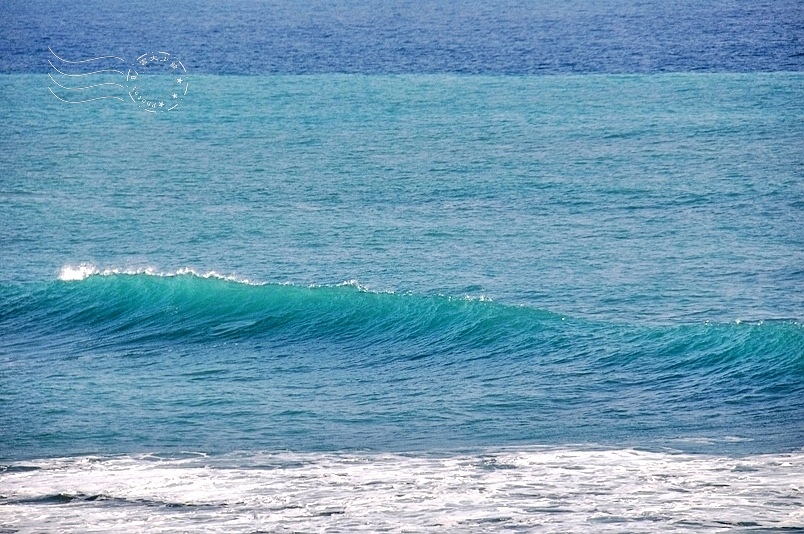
[1,73,803,531]
[3,74,802,321]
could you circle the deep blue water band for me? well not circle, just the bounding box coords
[2,0,803,74]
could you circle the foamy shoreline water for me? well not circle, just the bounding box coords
[2,448,802,533]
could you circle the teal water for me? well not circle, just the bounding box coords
[2,271,803,458]
[3,74,803,320]
[1,73,803,531]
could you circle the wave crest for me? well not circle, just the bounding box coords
[3,265,799,379]
[58,263,259,285]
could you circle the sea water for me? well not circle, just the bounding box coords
[1,1,803,532]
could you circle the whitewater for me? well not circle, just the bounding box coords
[2,449,803,533]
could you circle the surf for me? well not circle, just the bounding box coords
[2,267,801,373]
[2,448,803,533]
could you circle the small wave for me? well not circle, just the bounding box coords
[42,265,537,355]
[3,266,802,383]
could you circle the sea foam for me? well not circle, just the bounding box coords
[1,448,802,533]
[58,263,259,285]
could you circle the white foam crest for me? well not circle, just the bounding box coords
[335,278,370,291]
[462,294,493,302]
[57,264,260,285]
[2,448,802,533]
[57,263,100,281]
[310,279,396,294]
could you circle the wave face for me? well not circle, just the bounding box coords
[1,271,802,458]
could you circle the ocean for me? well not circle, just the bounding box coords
[1,1,803,532]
